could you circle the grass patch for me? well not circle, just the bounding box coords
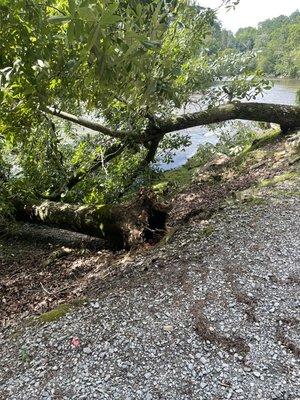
[249,129,281,151]
[39,298,87,323]
[153,165,195,198]
[243,196,268,206]
[39,304,71,323]
[234,129,280,167]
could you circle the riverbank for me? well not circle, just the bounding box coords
[154,126,279,199]
[160,78,299,171]
[1,128,299,399]
[1,127,299,327]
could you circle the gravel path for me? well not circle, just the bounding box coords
[0,186,299,399]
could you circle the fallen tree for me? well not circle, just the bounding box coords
[44,101,300,199]
[14,101,300,248]
[3,1,300,249]
[15,189,168,250]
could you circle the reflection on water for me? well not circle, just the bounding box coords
[160,79,300,170]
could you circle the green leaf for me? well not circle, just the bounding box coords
[78,7,98,21]
[49,15,71,24]
[85,23,100,54]
[68,0,76,15]
[67,22,75,43]
[100,13,120,27]
[142,40,161,50]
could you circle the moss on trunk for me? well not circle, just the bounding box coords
[15,190,168,249]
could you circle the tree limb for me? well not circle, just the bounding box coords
[46,102,300,144]
[45,106,129,140]
[149,102,300,138]
[117,138,161,200]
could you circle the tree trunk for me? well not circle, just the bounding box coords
[15,190,168,250]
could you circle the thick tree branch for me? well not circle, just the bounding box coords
[46,103,300,145]
[150,102,300,138]
[45,106,129,140]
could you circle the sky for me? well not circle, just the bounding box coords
[199,0,300,32]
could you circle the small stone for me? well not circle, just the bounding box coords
[163,325,173,332]
[83,347,92,354]
[253,371,260,378]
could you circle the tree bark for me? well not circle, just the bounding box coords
[15,190,168,249]
[151,102,300,138]
[45,106,129,140]
[46,102,300,143]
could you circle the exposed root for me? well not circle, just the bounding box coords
[223,265,258,323]
[276,317,300,358]
[191,300,250,357]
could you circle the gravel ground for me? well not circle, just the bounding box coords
[0,185,299,399]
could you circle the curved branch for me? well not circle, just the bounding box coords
[45,106,129,140]
[45,102,300,149]
[118,138,161,200]
[151,102,300,137]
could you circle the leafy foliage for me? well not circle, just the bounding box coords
[0,0,269,210]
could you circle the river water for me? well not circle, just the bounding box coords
[160,79,300,170]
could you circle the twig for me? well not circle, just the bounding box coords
[40,282,52,295]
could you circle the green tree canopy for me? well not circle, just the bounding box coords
[1,0,273,213]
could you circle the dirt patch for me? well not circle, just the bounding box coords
[0,228,117,328]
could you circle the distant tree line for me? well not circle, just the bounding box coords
[209,10,300,78]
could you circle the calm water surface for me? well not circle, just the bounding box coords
[160,79,300,170]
